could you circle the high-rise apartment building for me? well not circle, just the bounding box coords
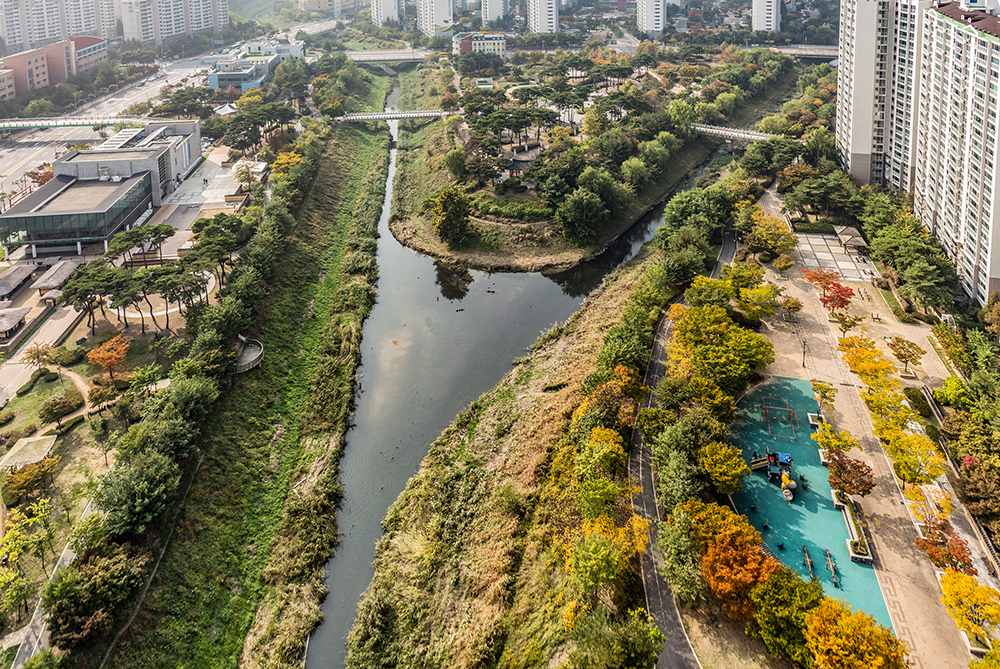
[751,0,781,31]
[482,0,506,25]
[913,2,1000,301]
[0,0,116,53]
[371,0,401,25]
[836,0,929,189]
[298,0,340,12]
[528,0,558,33]
[636,0,666,36]
[120,0,229,45]
[417,0,452,38]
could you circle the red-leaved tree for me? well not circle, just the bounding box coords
[803,268,841,296]
[820,282,854,312]
[916,517,977,575]
[829,454,876,497]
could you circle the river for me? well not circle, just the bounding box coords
[305,81,710,667]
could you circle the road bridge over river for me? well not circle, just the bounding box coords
[339,110,456,122]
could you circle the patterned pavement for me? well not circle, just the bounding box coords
[790,233,880,282]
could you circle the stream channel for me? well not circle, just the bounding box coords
[305,81,712,667]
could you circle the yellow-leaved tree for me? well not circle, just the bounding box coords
[804,598,909,669]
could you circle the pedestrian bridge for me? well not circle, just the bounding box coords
[339,110,456,122]
[770,45,839,59]
[0,116,147,131]
[345,50,428,63]
[693,123,777,142]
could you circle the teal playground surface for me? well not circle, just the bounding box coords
[730,376,894,629]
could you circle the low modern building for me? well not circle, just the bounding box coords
[0,121,201,259]
[244,37,307,63]
[452,32,506,58]
[208,53,279,91]
[0,37,108,96]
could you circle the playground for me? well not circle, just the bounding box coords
[730,376,893,629]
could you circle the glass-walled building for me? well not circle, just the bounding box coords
[0,172,152,257]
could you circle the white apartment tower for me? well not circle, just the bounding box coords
[914,2,1000,301]
[528,0,558,33]
[417,0,453,37]
[751,0,781,32]
[482,0,507,25]
[120,0,229,45]
[836,0,930,188]
[0,0,117,52]
[636,0,666,36]
[372,0,402,25]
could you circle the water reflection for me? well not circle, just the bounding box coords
[434,260,474,301]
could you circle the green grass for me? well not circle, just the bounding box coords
[228,0,275,20]
[2,375,67,432]
[104,123,391,669]
[398,65,450,111]
[0,645,17,669]
[879,288,903,312]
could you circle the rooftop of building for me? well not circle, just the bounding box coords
[0,173,148,217]
[932,1,1000,38]
[0,306,31,332]
[65,149,160,162]
[72,36,106,49]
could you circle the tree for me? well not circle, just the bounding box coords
[568,607,665,669]
[0,566,31,626]
[747,211,798,256]
[781,296,803,319]
[738,283,782,323]
[572,532,620,604]
[748,568,824,667]
[886,433,945,485]
[811,379,838,416]
[87,334,130,380]
[916,515,976,574]
[556,188,609,244]
[93,448,180,538]
[803,268,841,296]
[804,598,909,669]
[684,276,733,308]
[819,282,854,312]
[958,456,1000,519]
[234,162,257,193]
[702,526,782,620]
[720,262,764,291]
[22,342,58,381]
[941,568,1000,640]
[887,337,926,374]
[129,364,160,395]
[432,187,470,248]
[657,509,707,605]
[828,453,876,497]
[39,393,80,427]
[443,148,467,180]
[698,441,749,494]
[621,157,651,188]
[21,648,77,669]
[774,254,794,272]
[833,312,864,338]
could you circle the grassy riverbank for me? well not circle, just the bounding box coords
[345,242,664,665]
[104,121,391,669]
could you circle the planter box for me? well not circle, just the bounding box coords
[819,449,831,466]
[899,367,917,379]
[962,631,991,657]
[782,313,797,322]
[807,412,825,429]
[833,491,874,564]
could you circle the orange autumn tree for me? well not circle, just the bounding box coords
[702,526,782,620]
[87,334,131,380]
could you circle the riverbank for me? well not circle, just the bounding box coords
[345,242,665,665]
[389,117,720,272]
[103,120,391,669]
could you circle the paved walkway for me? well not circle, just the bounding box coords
[628,226,736,669]
[756,207,968,667]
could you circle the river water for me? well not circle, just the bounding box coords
[305,82,705,667]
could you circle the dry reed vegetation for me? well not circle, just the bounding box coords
[346,245,661,666]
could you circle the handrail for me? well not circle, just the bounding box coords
[234,338,264,374]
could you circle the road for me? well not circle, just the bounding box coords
[0,16,342,200]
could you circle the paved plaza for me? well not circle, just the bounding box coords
[790,232,880,282]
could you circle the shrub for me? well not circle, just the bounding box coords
[0,411,13,426]
[0,424,37,444]
[875,277,890,290]
[16,368,50,396]
[925,423,941,442]
[903,387,932,418]
[43,372,59,383]
[55,415,86,436]
[912,311,940,325]
[53,346,86,366]
[892,305,916,323]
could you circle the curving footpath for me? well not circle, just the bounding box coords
[628,225,735,667]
